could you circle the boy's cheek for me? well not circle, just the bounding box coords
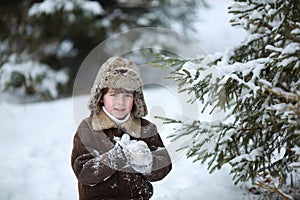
[104,103,113,112]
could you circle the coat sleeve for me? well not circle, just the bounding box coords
[142,122,172,182]
[71,120,117,185]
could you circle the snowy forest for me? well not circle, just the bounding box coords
[0,0,205,101]
[1,0,299,200]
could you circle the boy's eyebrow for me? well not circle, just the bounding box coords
[107,90,133,94]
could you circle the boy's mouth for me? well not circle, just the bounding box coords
[114,108,126,112]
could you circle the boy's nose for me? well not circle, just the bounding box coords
[115,95,125,105]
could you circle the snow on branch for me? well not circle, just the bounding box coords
[28,0,104,17]
[258,79,299,104]
[0,54,68,101]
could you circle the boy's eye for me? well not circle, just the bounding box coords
[108,93,132,98]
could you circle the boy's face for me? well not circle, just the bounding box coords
[103,88,134,119]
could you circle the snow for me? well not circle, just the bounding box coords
[115,134,153,174]
[265,44,283,52]
[195,0,247,53]
[0,54,68,100]
[230,147,263,164]
[290,146,300,167]
[270,147,286,164]
[249,10,263,20]
[57,40,78,58]
[180,61,197,79]
[28,0,104,17]
[291,28,300,34]
[282,43,300,55]
[0,99,76,200]
[0,91,250,200]
[0,0,253,199]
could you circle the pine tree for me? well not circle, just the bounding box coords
[0,0,205,101]
[157,0,300,198]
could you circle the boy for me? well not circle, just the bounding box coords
[71,56,172,199]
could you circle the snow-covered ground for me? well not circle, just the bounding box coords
[0,1,253,199]
[0,88,252,200]
[0,98,76,200]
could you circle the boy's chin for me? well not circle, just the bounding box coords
[113,113,129,120]
[116,116,125,120]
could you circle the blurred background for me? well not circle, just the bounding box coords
[2,1,299,200]
[0,1,251,199]
[0,0,212,103]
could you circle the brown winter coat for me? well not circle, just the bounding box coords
[71,110,172,200]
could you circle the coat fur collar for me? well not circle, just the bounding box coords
[91,109,141,138]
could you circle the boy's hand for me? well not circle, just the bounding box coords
[115,134,153,174]
[125,140,153,174]
[102,144,127,170]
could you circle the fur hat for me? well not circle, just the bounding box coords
[88,56,148,118]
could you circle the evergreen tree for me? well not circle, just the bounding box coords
[0,0,102,101]
[0,0,205,102]
[157,0,300,198]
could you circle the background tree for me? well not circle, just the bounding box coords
[0,0,206,102]
[156,0,300,199]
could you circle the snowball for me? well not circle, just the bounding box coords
[115,134,153,174]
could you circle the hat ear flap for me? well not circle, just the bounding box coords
[133,91,148,118]
[88,87,103,114]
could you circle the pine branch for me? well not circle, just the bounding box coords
[156,0,300,196]
[258,79,299,103]
[154,116,182,124]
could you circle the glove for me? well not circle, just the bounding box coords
[127,140,153,174]
[101,144,127,170]
[116,134,153,174]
